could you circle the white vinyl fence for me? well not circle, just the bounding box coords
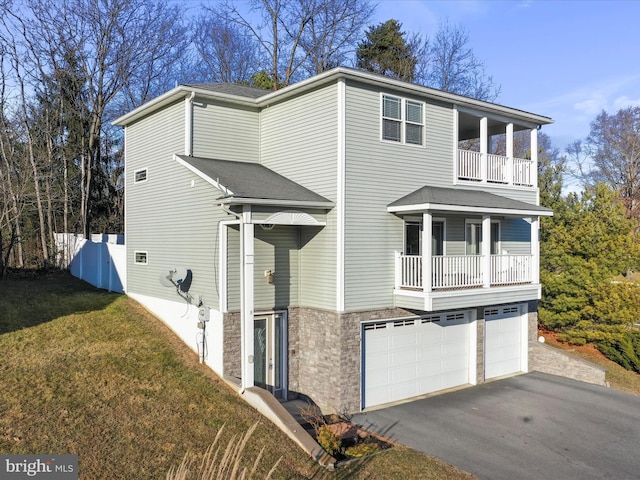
[54,233,126,293]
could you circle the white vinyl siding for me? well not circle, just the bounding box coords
[344,81,452,311]
[125,100,224,310]
[193,100,259,162]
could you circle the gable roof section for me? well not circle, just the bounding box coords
[388,186,553,217]
[175,155,334,208]
[113,67,553,128]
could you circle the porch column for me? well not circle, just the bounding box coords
[506,123,514,185]
[480,117,488,182]
[531,128,538,188]
[240,206,255,390]
[422,212,432,293]
[531,216,540,284]
[482,215,491,288]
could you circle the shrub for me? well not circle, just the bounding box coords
[345,442,380,458]
[317,425,342,456]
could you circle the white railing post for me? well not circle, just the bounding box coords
[506,123,514,185]
[482,216,491,288]
[394,251,401,289]
[423,212,432,293]
[531,128,538,189]
[531,217,540,284]
[480,117,488,182]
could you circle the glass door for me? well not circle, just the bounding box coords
[253,314,286,399]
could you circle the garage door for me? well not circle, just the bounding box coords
[485,305,526,380]
[363,311,470,409]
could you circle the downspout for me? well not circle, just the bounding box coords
[185,92,195,156]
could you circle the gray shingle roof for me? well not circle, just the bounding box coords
[182,83,268,99]
[388,185,552,215]
[175,155,333,206]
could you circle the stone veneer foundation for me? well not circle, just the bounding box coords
[223,301,540,414]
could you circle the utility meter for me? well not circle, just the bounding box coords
[198,306,210,322]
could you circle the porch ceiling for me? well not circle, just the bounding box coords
[387,185,553,217]
[175,154,334,209]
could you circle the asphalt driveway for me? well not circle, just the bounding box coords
[352,372,640,480]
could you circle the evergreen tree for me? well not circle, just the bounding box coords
[540,184,640,332]
[356,19,417,82]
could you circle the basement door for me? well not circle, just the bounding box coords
[254,313,287,400]
[484,305,527,380]
[362,311,471,410]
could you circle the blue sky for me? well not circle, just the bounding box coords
[373,0,640,153]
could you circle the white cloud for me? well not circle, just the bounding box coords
[573,94,608,116]
[613,96,640,110]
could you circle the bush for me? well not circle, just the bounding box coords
[298,402,344,455]
[345,442,381,458]
[317,425,342,456]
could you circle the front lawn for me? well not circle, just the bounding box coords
[0,271,475,479]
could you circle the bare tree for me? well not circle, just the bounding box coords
[0,12,51,265]
[192,9,261,84]
[583,107,640,220]
[218,0,374,89]
[421,20,500,101]
[24,0,189,236]
[299,0,374,75]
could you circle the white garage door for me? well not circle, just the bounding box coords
[363,311,470,409]
[485,305,526,380]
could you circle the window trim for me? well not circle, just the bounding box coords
[134,251,148,265]
[380,93,425,147]
[403,217,446,255]
[465,219,501,255]
[134,168,148,184]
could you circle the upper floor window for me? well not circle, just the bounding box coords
[134,168,148,183]
[382,94,424,146]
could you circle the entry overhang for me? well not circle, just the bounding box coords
[387,185,553,217]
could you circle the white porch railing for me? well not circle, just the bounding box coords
[397,253,533,290]
[490,254,532,284]
[457,149,534,186]
[457,149,482,181]
[432,255,483,289]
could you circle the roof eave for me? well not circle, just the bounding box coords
[256,67,552,127]
[113,85,260,127]
[218,197,334,209]
[387,203,553,217]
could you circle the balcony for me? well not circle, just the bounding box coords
[397,253,533,290]
[457,149,534,187]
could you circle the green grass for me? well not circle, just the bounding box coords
[0,271,475,479]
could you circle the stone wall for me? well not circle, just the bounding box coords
[529,342,607,386]
[222,311,242,379]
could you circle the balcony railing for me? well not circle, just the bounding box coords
[457,149,534,187]
[397,253,533,291]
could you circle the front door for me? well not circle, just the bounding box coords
[253,313,287,399]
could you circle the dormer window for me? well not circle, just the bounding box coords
[381,94,424,146]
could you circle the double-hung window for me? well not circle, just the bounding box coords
[382,94,425,146]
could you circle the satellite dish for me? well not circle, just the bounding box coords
[159,267,189,288]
